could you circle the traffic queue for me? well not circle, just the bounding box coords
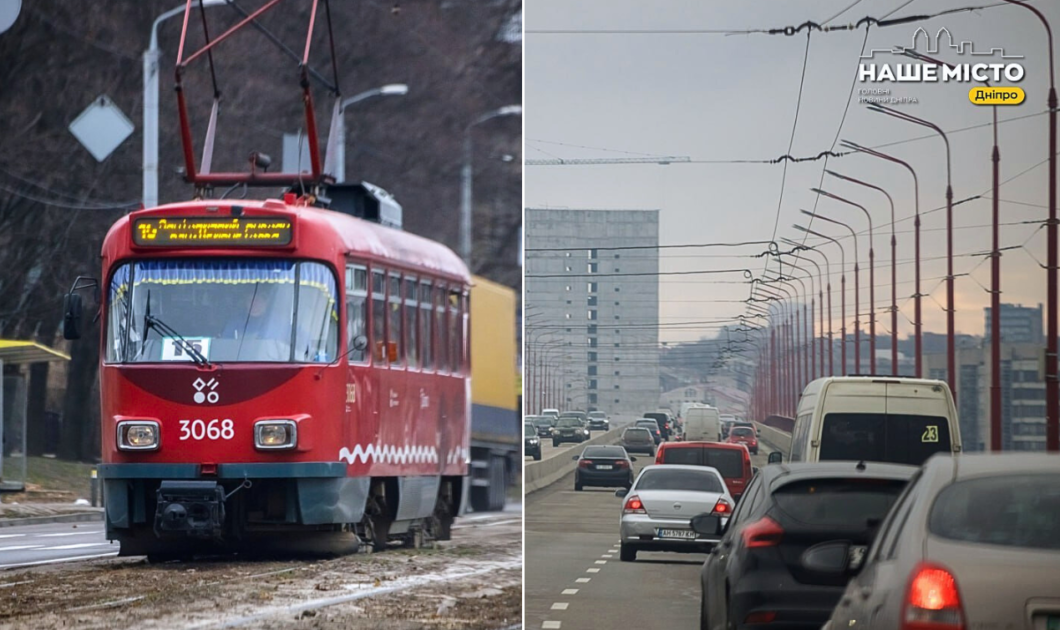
[533,376,1060,630]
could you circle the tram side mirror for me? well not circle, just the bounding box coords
[62,293,83,340]
[768,451,783,465]
[352,335,368,352]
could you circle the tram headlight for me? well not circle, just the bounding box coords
[117,421,160,451]
[254,420,297,450]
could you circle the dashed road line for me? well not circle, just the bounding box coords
[542,622,561,629]
[561,589,578,595]
[575,577,590,583]
[551,603,569,610]
[0,545,44,552]
[586,568,600,573]
[594,560,607,564]
[36,531,102,538]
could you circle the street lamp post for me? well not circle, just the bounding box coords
[841,140,922,377]
[796,224,847,376]
[783,238,831,377]
[823,172,897,375]
[326,84,409,183]
[868,105,955,394]
[461,105,522,266]
[144,1,228,208]
[1000,0,1057,453]
[813,187,876,375]
[802,211,860,374]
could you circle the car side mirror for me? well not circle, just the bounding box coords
[352,335,369,352]
[614,488,627,498]
[689,513,723,536]
[571,455,579,461]
[752,466,759,475]
[768,451,783,464]
[801,540,859,575]
[62,293,83,340]
[629,456,637,462]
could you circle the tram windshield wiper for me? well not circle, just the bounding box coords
[143,313,211,368]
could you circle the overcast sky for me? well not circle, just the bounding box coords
[526,0,1060,345]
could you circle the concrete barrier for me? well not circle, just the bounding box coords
[524,426,626,494]
[754,421,792,457]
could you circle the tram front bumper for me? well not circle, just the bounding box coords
[154,480,225,539]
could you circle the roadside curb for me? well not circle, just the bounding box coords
[0,511,104,528]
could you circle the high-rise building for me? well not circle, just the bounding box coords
[525,209,659,418]
[984,303,1044,344]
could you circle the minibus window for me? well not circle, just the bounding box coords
[819,413,952,466]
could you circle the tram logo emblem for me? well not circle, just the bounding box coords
[389,389,399,408]
[192,377,220,404]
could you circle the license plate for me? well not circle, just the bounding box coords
[596,465,613,470]
[656,528,696,540]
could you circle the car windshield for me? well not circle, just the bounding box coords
[107,259,339,364]
[624,428,651,439]
[773,478,907,527]
[583,446,626,458]
[644,413,667,423]
[731,428,754,437]
[660,447,744,479]
[928,474,1060,550]
[560,413,586,420]
[532,418,552,427]
[525,425,536,437]
[557,418,582,427]
[819,413,953,466]
[588,412,606,418]
[637,469,723,493]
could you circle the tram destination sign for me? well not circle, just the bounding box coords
[133,217,293,247]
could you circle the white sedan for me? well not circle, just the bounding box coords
[616,464,732,562]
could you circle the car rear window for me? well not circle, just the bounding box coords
[584,446,626,458]
[928,474,1060,550]
[644,413,668,423]
[731,428,754,437]
[660,447,744,479]
[624,428,651,439]
[637,469,723,493]
[819,413,953,466]
[636,421,658,429]
[773,478,907,527]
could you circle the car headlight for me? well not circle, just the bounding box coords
[255,420,297,450]
[529,438,539,445]
[117,420,160,451]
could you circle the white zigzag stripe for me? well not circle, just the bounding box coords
[338,444,468,466]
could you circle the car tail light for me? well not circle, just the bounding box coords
[579,459,592,468]
[623,495,646,514]
[902,563,965,630]
[712,499,732,515]
[745,612,776,624]
[615,460,629,468]
[741,516,784,548]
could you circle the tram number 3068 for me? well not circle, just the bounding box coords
[179,418,235,441]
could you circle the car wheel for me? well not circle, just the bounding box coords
[534,452,541,461]
[619,544,636,562]
[575,481,583,491]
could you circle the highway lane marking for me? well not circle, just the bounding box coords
[44,543,112,551]
[601,554,613,558]
[594,560,607,564]
[561,589,578,595]
[35,531,102,538]
[0,534,26,539]
[551,603,569,610]
[0,552,119,570]
[0,545,45,552]
[575,578,590,583]
[542,622,561,629]
[586,568,600,573]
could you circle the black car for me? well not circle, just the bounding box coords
[691,461,916,630]
[524,424,541,461]
[619,427,656,456]
[527,415,554,438]
[587,411,610,431]
[552,416,591,446]
[572,445,635,491]
[635,419,663,445]
[642,412,672,440]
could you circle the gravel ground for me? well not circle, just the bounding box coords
[0,513,521,630]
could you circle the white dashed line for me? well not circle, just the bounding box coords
[586,568,600,573]
[35,531,102,538]
[594,560,607,565]
[601,554,613,559]
[0,545,44,552]
[543,622,562,629]
[551,603,569,611]
[575,578,591,583]
[562,589,578,595]
[0,534,26,540]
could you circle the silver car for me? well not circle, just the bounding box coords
[616,464,732,562]
[820,453,1060,630]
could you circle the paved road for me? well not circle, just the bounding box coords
[526,447,769,630]
[524,416,639,462]
[0,503,521,572]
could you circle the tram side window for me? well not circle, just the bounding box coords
[106,265,131,362]
[388,274,404,367]
[372,270,386,364]
[294,262,340,363]
[436,285,448,373]
[346,264,368,363]
[462,291,469,372]
[449,289,460,374]
[405,276,418,368]
[420,281,433,370]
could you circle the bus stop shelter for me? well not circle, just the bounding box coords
[0,340,70,492]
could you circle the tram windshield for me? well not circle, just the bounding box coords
[106,259,339,363]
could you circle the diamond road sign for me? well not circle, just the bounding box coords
[68,95,134,162]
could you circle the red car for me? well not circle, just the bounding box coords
[654,441,755,503]
[726,426,758,455]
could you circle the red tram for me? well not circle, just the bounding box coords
[65,196,471,558]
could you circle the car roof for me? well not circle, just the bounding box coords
[639,464,722,475]
[624,426,650,431]
[761,461,919,486]
[925,452,1060,478]
[660,441,747,452]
